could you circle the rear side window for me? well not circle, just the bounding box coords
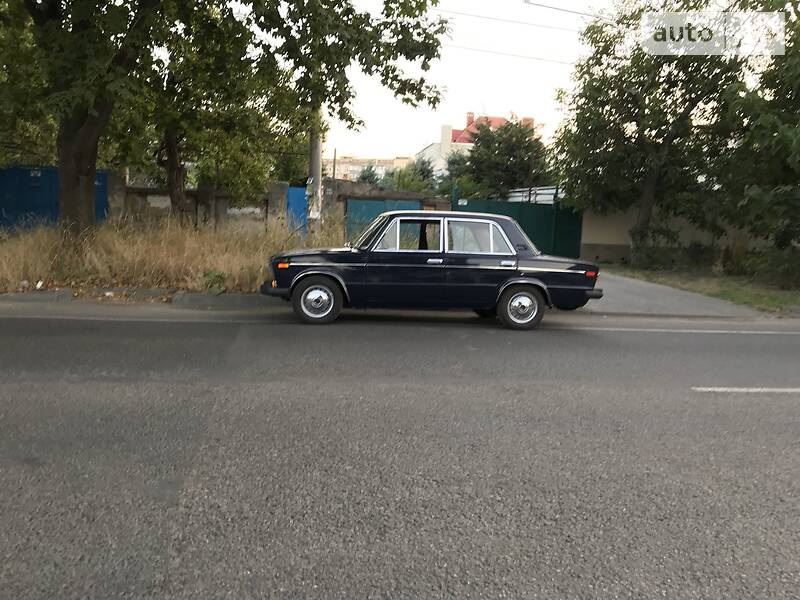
[447,220,514,254]
[448,221,491,253]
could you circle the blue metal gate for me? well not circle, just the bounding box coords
[287,186,307,234]
[0,165,108,228]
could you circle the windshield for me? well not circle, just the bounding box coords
[352,215,389,249]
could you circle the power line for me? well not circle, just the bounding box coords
[444,44,575,65]
[522,1,611,21]
[434,9,581,33]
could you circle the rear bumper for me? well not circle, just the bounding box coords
[586,288,604,300]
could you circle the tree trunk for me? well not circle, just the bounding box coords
[164,126,190,223]
[56,107,109,233]
[633,172,658,243]
[197,174,218,230]
[628,166,660,267]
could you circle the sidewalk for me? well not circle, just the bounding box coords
[583,273,760,318]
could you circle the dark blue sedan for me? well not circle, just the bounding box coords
[261,211,603,329]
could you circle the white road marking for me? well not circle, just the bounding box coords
[548,326,800,336]
[692,387,800,394]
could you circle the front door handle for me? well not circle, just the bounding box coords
[427,258,444,265]
[500,260,516,267]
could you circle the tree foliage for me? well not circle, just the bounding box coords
[712,1,800,249]
[436,120,549,200]
[379,158,436,194]
[249,0,447,123]
[553,0,744,253]
[357,164,380,185]
[467,120,550,198]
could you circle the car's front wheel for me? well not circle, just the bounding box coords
[498,285,545,330]
[291,276,343,324]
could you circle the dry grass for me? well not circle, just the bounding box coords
[0,213,347,294]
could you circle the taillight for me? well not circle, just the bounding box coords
[585,271,597,278]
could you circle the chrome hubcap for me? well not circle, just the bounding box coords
[301,286,333,318]
[508,292,538,324]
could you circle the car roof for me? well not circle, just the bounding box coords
[379,210,514,221]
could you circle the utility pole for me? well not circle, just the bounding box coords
[307,107,323,223]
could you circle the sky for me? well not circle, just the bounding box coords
[323,0,615,159]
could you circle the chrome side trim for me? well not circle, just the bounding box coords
[288,262,367,267]
[290,270,351,302]
[446,265,516,270]
[519,267,586,275]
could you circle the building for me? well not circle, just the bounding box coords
[322,156,412,182]
[416,113,535,174]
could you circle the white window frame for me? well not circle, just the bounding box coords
[444,218,517,256]
[371,217,444,253]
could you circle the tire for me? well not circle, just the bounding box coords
[474,308,497,319]
[497,285,545,330]
[291,276,343,325]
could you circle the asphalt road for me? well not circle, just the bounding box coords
[1,301,799,599]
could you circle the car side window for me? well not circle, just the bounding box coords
[375,219,441,252]
[447,220,515,254]
[448,221,492,253]
[375,220,398,250]
[492,224,513,254]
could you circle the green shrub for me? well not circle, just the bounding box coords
[740,248,800,289]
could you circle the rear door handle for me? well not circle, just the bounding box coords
[500,260,516,267]
[427,258,444,265]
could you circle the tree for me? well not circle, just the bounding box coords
[250,0,446,214]
[379,159,436,194]
[713,1,800,249]
[436,152,488,199]
[357,164,379,185]
[5,0,446,231]
[553,0,743,255]
[0,3,56,165]
[467,120,549,199]
[137,2,305,219]
[12,0,162,232]
[250,1,446,127]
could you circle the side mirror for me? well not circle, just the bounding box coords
[344,241,352,249]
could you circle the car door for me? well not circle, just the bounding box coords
[443,218,518,307]
[364,217,447,307]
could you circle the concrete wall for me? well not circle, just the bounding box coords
[581,209,721,263]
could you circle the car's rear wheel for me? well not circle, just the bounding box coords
[474,308,497,319]
[291,276,343,324]
[498,286,545,330]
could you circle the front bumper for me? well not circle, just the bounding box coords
[260,281,290,298]
[586,288,604,300]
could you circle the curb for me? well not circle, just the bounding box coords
[0,288,273,311]
[171,291,271,310]
[0,289,74,302]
